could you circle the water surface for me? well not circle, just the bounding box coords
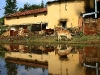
[0,44,100,75]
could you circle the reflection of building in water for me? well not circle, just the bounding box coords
[3,44,29,52]
[79,46,100,63]
[79,46,100,75]
[48,46,81,75]
[4,44,84,75]
[5,57,48,68]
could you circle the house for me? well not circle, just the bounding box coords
[4,0,96,36]
[47,0,85,29]
[4,8,47,36]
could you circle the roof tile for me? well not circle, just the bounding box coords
[5,8,47,18]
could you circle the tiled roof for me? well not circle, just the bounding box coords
[5,8,47,18]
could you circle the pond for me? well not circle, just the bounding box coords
[0,44,100,75]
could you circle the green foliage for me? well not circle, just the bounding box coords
[41,0,44,8]
[29,4,41,9]
[0,45,7,60]
[0,17,4,25]
[4,0,18,16]
[0,25,8,35]
[56,0,65,1]
[19,3,41,11]
[76,31,83,36]
[22,2,31,11]
[18,1,45,11]
[18,8,23,11]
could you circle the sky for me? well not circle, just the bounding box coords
[0,0,54,18]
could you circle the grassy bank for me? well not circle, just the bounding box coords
[0,35,100,45]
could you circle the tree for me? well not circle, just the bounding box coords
[18,3,42,11]
[30,4,41,9]
[18,8,24,11]
[55,0,67,1]
[0,17,4,25]
[4,0,18,16]
[18,0,46,11]
[41,0,44,8]
[23,3,30,10]
[19,3,31,11]
[0,25,8,35]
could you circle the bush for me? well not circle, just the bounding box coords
[0,25,8,35]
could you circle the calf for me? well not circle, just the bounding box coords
[57,29,72,41]
[43,29,54,36]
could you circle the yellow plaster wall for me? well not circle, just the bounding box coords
[5,13,48,26]
[47,3,60,29]
[5,1,85,29]
[47,1,85,28]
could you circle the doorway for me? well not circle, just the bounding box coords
[61,21,67,29]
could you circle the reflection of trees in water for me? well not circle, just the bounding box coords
[4,61,18,75]
[0,45,7,60]
[0,45,7,75]
[24,63,47,75]
[24,65,32,71]
[5,60,47,75]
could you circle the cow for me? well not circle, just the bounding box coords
[55,45,73,60]
[56,29,72,41]
[43,29,54,36]
[56,45,72,56]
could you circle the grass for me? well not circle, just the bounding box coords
[0,35,100,45]
[72,35,100,43]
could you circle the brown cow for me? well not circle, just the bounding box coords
[43,29,54,36]
[57,29,72,41]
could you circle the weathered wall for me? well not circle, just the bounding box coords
[83,18,100,35]
[47,1,85,28]
[4,0,96,29]
[4,12,48,26]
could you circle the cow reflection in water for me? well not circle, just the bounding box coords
[56,45,75,60]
